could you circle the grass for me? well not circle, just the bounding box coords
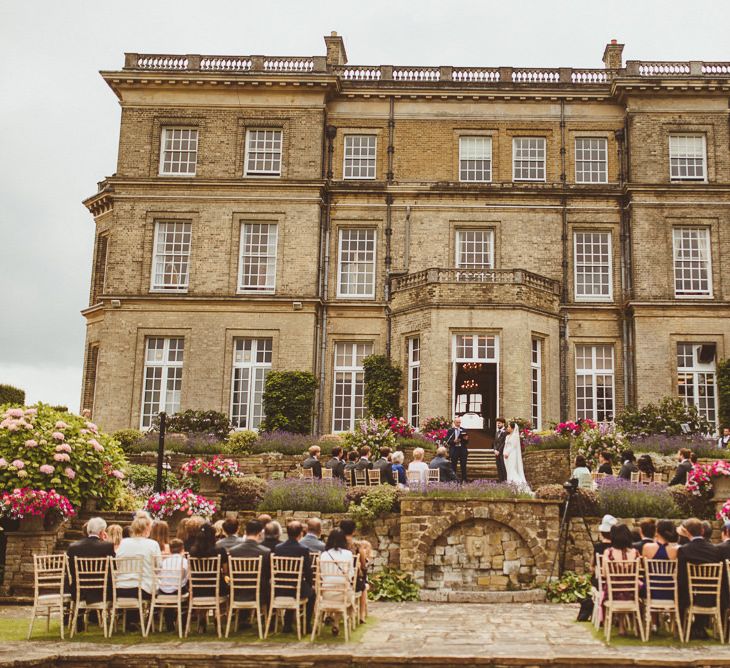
[4,611,375,645]
[581,620,722,647]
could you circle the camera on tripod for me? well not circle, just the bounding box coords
[563,478,579,494]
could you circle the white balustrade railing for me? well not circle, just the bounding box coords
[136,55,189,70]
[392,67,440,82]
[263,58,314,73]
[512,70,560,83]
[335,66,382,81]
[451,68,500,82]
[200,57,252,72]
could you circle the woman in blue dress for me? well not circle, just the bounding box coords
[642,519,679,600]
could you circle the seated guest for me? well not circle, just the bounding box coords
[407,447,429,484]
[302,445,323,479]
[299,517,326,553]
[690,452,699,465]
[343,450,359,485]
[66,516,115,601]
[669,448,693,486]
[319,528,354,636]
[188,523,228,598]
[182,515,205,553]
[643,519,678,560]
[176,518,190,543]
[354,446,373,472]
[677,517,721,639]
[107,524,123,552]
[228,520,270,604]
[632,519,656,553]
[257,513,273,525]
[373,446,395,485]
[591,514,617,571]
[618,450,639,480]
[262,521,283,551]
[429,446,457,483]
[150,519,170,555]
[702,521,714,541]
[571,455,593,489]
[325,446,346,480]
[215,518,243,552]
[212,519,226,540]
[717,521,730,561]
[637,454,656,482]
[391,451,407,487]
[115,516,161,601]
[159,538,189,594]
[274,521,315,633]
[340,519,370,623]
[597,451,614,476]
[604,524,641,566]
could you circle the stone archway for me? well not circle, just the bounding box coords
[424,517,536,591]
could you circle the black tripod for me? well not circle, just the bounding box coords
[549,480,594,581]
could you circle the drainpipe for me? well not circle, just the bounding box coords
[559,99,569,421]
[385,97,395,357]
[315,124,337,435]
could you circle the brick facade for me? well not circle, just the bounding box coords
[81,37,730,437]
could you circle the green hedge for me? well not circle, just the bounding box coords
[0,384,25,405]
[363,355,402,418]
[260,371,316,434]
[718,358,730,430]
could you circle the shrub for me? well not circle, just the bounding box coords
[0,488,75,522]
[524,434,572,453]
[122,432,228,455]
[385,416,415,438]
[630,434,727,459]
[595,476,681,519]
[615,396,712,438]
[555,419,596,437]
[410,480,533,501]
[258,479,348,513]
[534,484,568,502]
[0,404,127,508]
[125,464,177,494]
[368,567,420,602]
[144,489,217,520]
[533,484,598,516]
[543,571,592,603]
[396,436,436,452]
[668,484,714,520]
[363,355,402,418]
[347,485,400,528]
[249,431,319,455]
[154,409,231,440]
[180,455,241,481]
[226,430,258,455]
[220,476,268,511]
[260,371,316,434]
[573,425,625,469]
[342,418,396,453]
[0,385,25,406]
[112,429,144,451]
[718,358,730,430]
[420,416,451,443]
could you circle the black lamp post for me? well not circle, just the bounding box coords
[154,412,167,493]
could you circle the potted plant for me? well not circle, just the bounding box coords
[180,455,241,493]
[143,489,217,530]
[0,487,75,532]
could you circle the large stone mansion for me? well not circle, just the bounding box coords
[81,34,730,440]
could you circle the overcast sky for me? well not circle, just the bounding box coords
[1,0,728,412]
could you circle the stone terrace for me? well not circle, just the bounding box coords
[3,602,730,666]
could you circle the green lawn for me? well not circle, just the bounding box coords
[3,611,373,645]
[581,620,723,647]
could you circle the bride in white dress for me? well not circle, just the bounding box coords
[504,422,530,490]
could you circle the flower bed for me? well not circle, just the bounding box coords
[342,418,396,452]
[257,478,348,513]
[180,455,241,481]
[143,489,217,520]
[595,476,682,519]
[409,480,534,500]
[0,487,75,523]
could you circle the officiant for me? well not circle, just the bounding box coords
[494,417,507,482]
[445,417,469,482]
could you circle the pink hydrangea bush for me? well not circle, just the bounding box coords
[180,455,242,481]
[0,403,127,508]
[143,489,217,520]
[0,487,75,521]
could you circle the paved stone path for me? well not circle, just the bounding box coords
[2,602,730,665]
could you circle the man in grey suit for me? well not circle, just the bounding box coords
[299,518,326,553]
[429,446,457,483]
[372,446,395,485]
[228,519,271,603]
[215,518,243,551]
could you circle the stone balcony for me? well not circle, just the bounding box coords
[390,268,561,314]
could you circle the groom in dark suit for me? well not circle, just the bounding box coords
[494,417,507,482]
[445,417,469,482]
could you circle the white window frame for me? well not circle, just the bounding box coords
[244,129,283,177]
[150,221,192,293]
[230,338,273,430]
[459,136,492,182]
[237,223,278,293]
[512,137,546,182]
[531,338,542,430]
[337,228,376,299]
[575,345,615,423]
[452,334,500,422]
[669,134,707,182]
[455,229,494,269]
[677,343,717,428]
[574,137,608,184]
[673,227,712,298]
[158,127,198,176]
[407,337,420,428]
[343,134,377,180]
[332,342,373,432]
[140,337,184,429]
[573,231,613,302]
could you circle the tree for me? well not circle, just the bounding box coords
[260,371,317,434]
[363,355,402,418]
[717,358,730,429]
[0,384,25,406]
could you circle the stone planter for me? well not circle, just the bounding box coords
[167,510,189,532]
[82,497,99,513]
[17,514,46,532]
[711,475,730,515]
[198,473,221,494]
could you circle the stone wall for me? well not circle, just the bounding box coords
[129,452,303,479]
[523,448,571,488]
[399,497,561,601]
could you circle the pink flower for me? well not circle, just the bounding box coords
[55,443,72,453]
[17,470,28,479]
[39,465,54,475]
[11,460,25,469]
[53,453,70,462]
[111,469,125,479]
[63,468,76,480]
[85,422,98,433]
[92,443,104,452]
[51,431,65,441]
[55,421,69,430]
[24,408,37,416]
[7,423,19,432]
[80,429,89,435]
[24,439,37,448]
[0,458,6,467]
[5,408,23,419]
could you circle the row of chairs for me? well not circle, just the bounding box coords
[301,467,441,485]
[592,556,730,643]
[29,551,358,642]
[590,471,667,485]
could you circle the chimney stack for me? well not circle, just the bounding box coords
[324,31,348,67]
[602,39,624,70]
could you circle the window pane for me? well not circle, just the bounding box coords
[230,338,273,429]
[459,136,492,182]
[141,337,184,428]
[344,135,377,179]
[246,129,282,176]
[575,345,613,422]
[408,337,420,427]
[457,230,494,269]
[676,342,716,425]
[673,228,711,296]
[338,229,376,298]
[152,222,192,291]
[239,223,277,291]
[160,128,198,175]
[669,135,706,181]
[332,342,373,431]
[513,137,546,181]
[575,137,607,183]
[575,231,612,300]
